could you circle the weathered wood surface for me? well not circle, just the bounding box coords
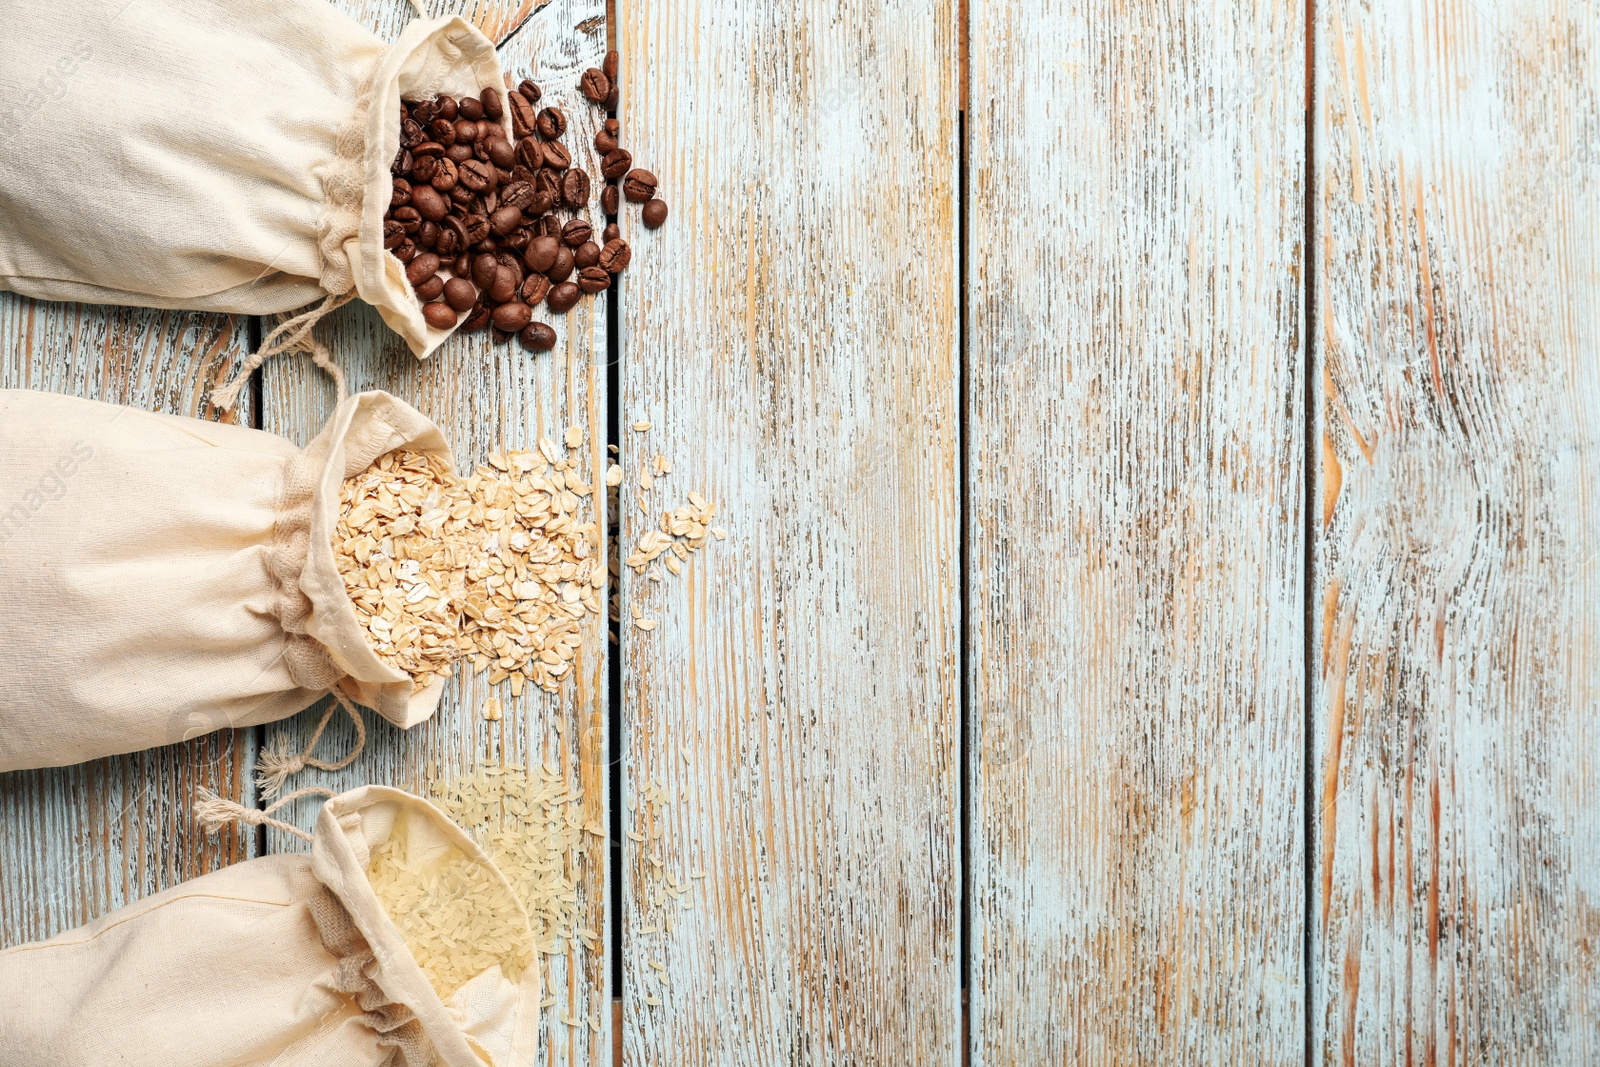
[0,300,257,947]
[616,2,963,1064]
[259,1,614,1064]
[965,0,1309,1062]
[1313,1,1600,1063]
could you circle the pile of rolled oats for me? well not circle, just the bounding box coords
[333,436,604,694]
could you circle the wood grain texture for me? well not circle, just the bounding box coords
[259,3,612,1063]
[616,1,962,1063]
[966,0,1308,1062]
[0,298,257,948]
[1313,1,1600,1062]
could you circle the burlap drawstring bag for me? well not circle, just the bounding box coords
[0,389,455,773]
[0,785,542,1067]
[0,0,506,379]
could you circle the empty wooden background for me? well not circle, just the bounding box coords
[1,0,1595,1064]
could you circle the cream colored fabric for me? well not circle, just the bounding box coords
[0,390,453,772]
[0,786,542,1067]
[0,0,504,357]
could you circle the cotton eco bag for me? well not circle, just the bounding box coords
[0,785,542,1067]
[0,0,503,359]
[0,389,453,773]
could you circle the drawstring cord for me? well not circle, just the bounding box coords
[211,291,355,412]
[256,690,368,801]
[194,785,337,845]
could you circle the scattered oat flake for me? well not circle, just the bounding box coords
[605,464,624,487]
[635,617,658,631]
[483,697,503,722]
[711,527,727,540]
[632,420,651,432]
[564,426,583,449]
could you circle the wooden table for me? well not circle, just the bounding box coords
[2,0,1596,1062]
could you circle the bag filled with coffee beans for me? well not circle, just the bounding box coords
[0,0,503,361]
[0,389,455,773]
[0,785,542,1067]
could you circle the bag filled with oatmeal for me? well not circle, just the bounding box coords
[0,389,459,774]
[0,0,504,369]
[0,785,542,1067]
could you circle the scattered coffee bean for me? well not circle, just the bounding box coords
[598,238,631,273]
[489,205,523,235]
[444,277,477,312]
[405,252,441,286]
[508,91,537,138]
[518,80,542,104]
[601,149,632,180]
[525,235,560,273]
[603,223,621,243]
[410,184,447,221]
[604,51,619,84]
[642,198,669,228]
[561,169,590,208]
[481,87,503,120]
[436,95,458,122]
[562,218,593,247]
[458,96,484,121]
[414,275,445,301]
[535,107,566,139]
[548,245,576,282]
[580,68,610,103]
[543,140,572,170]
[492,301,533,332]
[520,321,557,350]
[489,265,519,303]
[463,301,492,331]
[423,302,458,329]
[577,266,610,294]
[546,282,581,313]
[623,168,657,202]
[601,184,620,216]
[574,241,601,269]
[521,273,551,306]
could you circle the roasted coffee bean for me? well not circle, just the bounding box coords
[435,226,461,257]
[574,240,601,269]
[411,99,437,125]
[489,205,523,235]
[452,253,472,277]
[436,95,458,122]
[518,80,542,104]
[542,140,571,170]
[601,149,632,180]
[412,140,445,159]
[430,156,459,192]
[521,272,551,306]
[463,301,492,331]
[535,107,566,139]
[487,137,516,168]
[454,118,479,144]
[579,68,611,103]
[603,222,621,243]
[508,89,537,138]
[538,215,564,238]
[422,301,458,329]
[450,187,476,210]
[500,180,534,210]
[401,117,424,148]
[546,281,580,313]
[524,235,561,273]
[445,142,474,163]
[548,245,576,282]
[443,277,477,312]
[604,50,619,84]
[472,252,500,288]
[505,227,532,252]
[458,95,484,121]
[515,138,543,171]
[492,301,533,332]
[392,205,422,233]
[393,239,417,264]
[391,178,412,207]
[383,220,406,249]
[427,118,456,146]
[530,176,560,214]
[562,218,593,246]
[623,168,657,202]
[601,184,620,215]
[481,87,503,120]
[489,265,519,303]
[642,198,669,228]
[411,155,439,183]
[405,253,441,286]
[458,158,494,192]
[561,169,591,208]
[417,220,439,248]
[606,85,618,109]
[491,327,515,344]
[577,266,610,294]
[520,321,557,350]
[598,238,631,273]
[409,183,447,221]
[462,213,491,244]
[414,275,445,301]
[595,129,618,154]
[391,148,412,177]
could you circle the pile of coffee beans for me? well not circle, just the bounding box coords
[385,51,669,350]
